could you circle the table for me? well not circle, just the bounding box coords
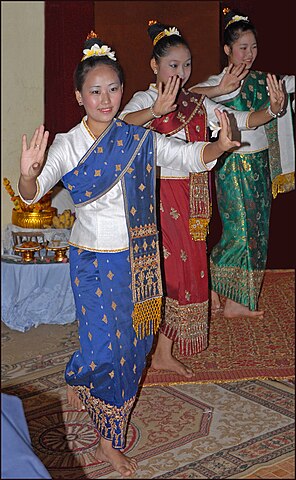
[2,224,71,256]
[1,260,76,332]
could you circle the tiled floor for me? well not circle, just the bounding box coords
[242,455,295,479]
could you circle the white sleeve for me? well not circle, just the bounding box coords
[155,132,216,172]
[119,91,153,119]
[204,97,252,130]
[282,75,295,94]
[191,73,222,88]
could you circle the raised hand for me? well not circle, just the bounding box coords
[214,109,241,152]
[218,63,248,94]
[267,74,285,115]
[153,75,181,116]
[21,125,49,179]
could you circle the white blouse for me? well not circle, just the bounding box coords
[119,84,252,175]
[19,117,216,252]
[194,71,295,167]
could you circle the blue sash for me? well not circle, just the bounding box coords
[62,119,163,338]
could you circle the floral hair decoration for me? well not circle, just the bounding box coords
[225,15,249,29]
[153,26,181,46]
[81,43,116,62]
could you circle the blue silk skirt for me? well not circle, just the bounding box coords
[65,246,154,449]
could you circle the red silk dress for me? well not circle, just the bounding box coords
[150,90,211,355]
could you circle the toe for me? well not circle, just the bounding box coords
[130,458,138,467]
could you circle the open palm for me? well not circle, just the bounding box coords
[21,125,49,178]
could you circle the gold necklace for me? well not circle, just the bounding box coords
[83,118,97,140]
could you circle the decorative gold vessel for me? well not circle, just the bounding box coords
[14,244,42,262]
[12,207,57,229]
[46,242,69,262]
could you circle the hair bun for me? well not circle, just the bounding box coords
[223,9,250,29]
[147,22,167,41]
[84,31,104,49]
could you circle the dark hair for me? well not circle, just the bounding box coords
[223,9,257,47]
[74,36,124,91]
[148,22,190,62]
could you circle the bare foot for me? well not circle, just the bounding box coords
[224,299,264,319]
[95,437,138,477]
[211,290,221,311]
[66,385,86,411]
[151,333,193,378]
[151,353,193,378]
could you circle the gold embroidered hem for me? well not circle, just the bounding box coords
[210,260,264,310]
[160,297,209,355]
[132,296,162,339]
[189,216,211,241]
[68,241,128,253]
[272,172,295,198]
[72,385,135,449]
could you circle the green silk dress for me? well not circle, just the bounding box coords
[210,71,278,310]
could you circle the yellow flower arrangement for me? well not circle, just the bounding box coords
[3,177,52,213]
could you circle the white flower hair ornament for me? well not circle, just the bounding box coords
[81,44,117,62]
[209,120,221,139]
[165,27,180,36]
[153,27,181,46]
[225,15,249,29]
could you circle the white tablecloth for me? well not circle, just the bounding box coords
[1,260,76,332]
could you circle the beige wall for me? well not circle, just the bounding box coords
[1,1,44,226]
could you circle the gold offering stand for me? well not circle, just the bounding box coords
[14,244,42,262]
[45,242,69,262]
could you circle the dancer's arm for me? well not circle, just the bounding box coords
[122,76,181,125]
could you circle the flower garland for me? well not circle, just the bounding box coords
[3,178,51,213]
